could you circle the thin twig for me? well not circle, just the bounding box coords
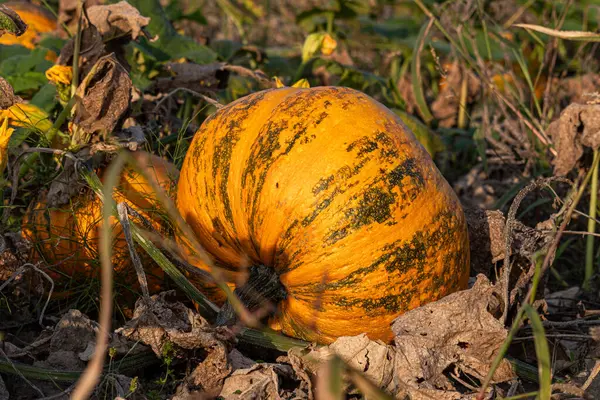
[3,148,80,224]
[39,383,77,400]
[543,318,600,327]
[153,88,224,112]
[0,348,45,397]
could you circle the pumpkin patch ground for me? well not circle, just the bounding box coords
[1,1,600,399]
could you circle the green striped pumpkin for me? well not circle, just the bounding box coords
[176,86,470,344]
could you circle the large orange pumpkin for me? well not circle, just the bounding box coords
[0,2,57,50]
[22,151,179,287]
[176,86,470,344]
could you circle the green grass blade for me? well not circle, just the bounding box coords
[522,305,552,400]
[411,20,435,125]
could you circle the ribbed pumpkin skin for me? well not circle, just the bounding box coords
[23,152,179,286]
[0,2,57,50]
[177,87,470,344]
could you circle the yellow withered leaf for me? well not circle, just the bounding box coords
[0,103,52,132]
[0,117,15,176]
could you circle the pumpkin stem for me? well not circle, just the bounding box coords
[215,264,286,326]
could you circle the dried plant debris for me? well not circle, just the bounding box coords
[431,62,481,128]
[71,54,133,144]
[392,275,514,390]
[0,4,27,38]
[276,276,513,399]
[152,62,228,93]
[549,103,600,175]
[0,376,8,400]
[464,208,506,275]
[0,76,23,109]
[87,1,150,41]
[219,363,299,400]
[57,0,102,36]
[117,291,226,356]
[46,151,90,207]
[57,23,106,78]
[0,233,30,280]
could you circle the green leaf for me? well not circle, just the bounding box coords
[0,47,51,93]
[30,83,57,112]
[210,39,243,61]
[411,21,434,125]
[164,1,207,25]
[128,0,217,64]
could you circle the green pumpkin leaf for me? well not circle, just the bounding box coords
[127,0,217,64]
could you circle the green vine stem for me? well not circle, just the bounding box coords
[584,149,599,291]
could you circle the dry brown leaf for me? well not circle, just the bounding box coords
[71,53,132,145]
[184,339,232,395]
[117,291,222,356]
[87,1,150,41]
[464,208,506,275]
[57,24,106,79]
[228,348,256,370]
[219,363,297,400]
[391,275,514,390]
[0,76,22,110]
[328,335,396,392]
[57,0,102,38]
[431,62,481,128]
[120,294,235,397]
[153,62,227,93]
[0,233,29,281]
[548,103,600,175]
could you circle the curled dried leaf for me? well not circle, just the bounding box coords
[87,1,150,41]
[0,2,57,51]
[0,4,27,38]
[548,103,600,175]
[56,24,105,80]
[152,62,226,93]
[392,275,514,389]
[71,54,132,146]
[0,76,23,109]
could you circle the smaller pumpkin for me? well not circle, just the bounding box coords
[22,151,179,289]
[0,2,57,53]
